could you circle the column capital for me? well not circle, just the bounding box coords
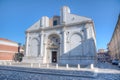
[26,32,29,36]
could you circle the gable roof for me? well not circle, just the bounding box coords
[0,38,18,44]
[26,20,41,32]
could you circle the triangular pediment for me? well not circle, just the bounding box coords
[66,13,92,24]
[26,20,41,31]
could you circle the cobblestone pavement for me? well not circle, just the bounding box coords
[0,62,120,80]
[94,62,120,80]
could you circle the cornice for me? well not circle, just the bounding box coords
[26,20,93,33]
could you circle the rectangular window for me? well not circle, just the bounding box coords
[53,20,57,26]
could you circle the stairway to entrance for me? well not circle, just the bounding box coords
[22,56,43,63]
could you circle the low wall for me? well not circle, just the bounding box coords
[0,65,97,80]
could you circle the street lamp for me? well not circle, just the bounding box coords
[18,43,21,53]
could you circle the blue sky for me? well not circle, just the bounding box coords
[0,0,120,50]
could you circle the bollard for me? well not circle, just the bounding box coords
[39,63,41,68]
[9,62,12,65]
[0,62,2,65]
[47,64,49,68]
[90,64,94,69]
[77,64,80,69]
[66,64,69,69]
[56,64,58,69]
[31,63,33,68]
[4,61,7,65]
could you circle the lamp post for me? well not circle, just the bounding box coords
[18,43,21,53]
[15,43,23,62]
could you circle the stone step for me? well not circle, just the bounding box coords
[22,57,43,63]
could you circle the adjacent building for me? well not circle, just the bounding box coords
[108,14,120,60]
[25,6,97,65]
[97,49,110,62]
[0,38,24,61]
[0,38,19,60]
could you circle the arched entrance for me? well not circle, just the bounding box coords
[47,34,60,63]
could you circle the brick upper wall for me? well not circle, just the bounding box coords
[0,44,18,52]
[0,38,19,60]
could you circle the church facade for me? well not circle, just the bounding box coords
[25,6,97,65]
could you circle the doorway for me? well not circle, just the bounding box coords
[52,51,57,63]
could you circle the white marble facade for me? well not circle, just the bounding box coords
[25,6,97,65]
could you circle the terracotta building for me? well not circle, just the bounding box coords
[0,38,19,60]
[108,14,120,60]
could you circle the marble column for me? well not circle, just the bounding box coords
[59,34,62,56]
[25,32,29,56]
[40,33,44,57]
[63,30,66,54]
[43,34,47,63]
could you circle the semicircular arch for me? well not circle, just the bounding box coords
[69,32,83,56]
[30,38,40,57]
